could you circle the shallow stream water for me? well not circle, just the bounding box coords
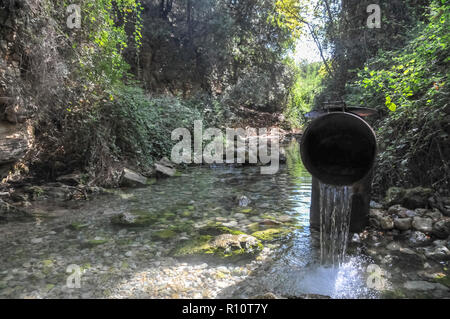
[0,141,383,299]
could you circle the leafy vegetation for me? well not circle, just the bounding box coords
[345,0,449,195]
[284,61,325,128]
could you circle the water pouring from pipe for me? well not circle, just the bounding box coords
[300,110,377,266]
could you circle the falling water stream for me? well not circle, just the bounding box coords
[319,183,353,266]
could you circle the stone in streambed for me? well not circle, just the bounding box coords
[119,168,147,187]
[111,210,156,227]
[403,281,448,291]
[432,219,450,239]
[408,231,431,247]
[172,233,262,259]
[251,228,292,241]
[394,218,412,231]
[0,199,31,222]
[412,217,433,233]
[379,216,394,230]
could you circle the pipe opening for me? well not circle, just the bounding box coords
[300,112,377,186]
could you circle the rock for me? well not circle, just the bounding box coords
[0,199,31,222]
[351,233,361,243]
[4,104,28,124]
[424,246,450,261]
[0,122,28,177]
[432,219,450,239]
[370,201,383,209]
[223,220,238,228]
[251,228,292,241]
[394,218,412,231]
[412,217,433,233]
[233,213,246,220]
[154,163,176,177]
[259,219,283,227]
[110,210,156,227]
[30,238,43,244]
[403,281,441,291]
[24,185,76,201]
[56,173,82,186]
[385,187,405,206]
[385,187,434,209]
[379,216,394,230]
[119,168,147,187]
[157,157,175,168]
[409,231,431,247]
[388,205,408,216]
[424,209,443,221]
[387,241,401,251]
[172,233,262,259]
[369,209,384,219]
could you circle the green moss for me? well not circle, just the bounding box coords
[152,229,177,240]
[251,228,291,241]
[146,178,157,185]
[45,284,55,292]
[187,205,195,211]
[172,235,214,256]
[162,211,176,220]
[240,208,253,214]
[69,222,89,231]
[181,211,192,217]
[199,223,245,236]
[172,233,263,259]
[247,223,261,233]
[111,209,156,227]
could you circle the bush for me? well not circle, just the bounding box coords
[345,0,450,196]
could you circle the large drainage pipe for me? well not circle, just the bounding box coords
[300,110,377,232]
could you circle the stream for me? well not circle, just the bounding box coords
[0,141,387,299]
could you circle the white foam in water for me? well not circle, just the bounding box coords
[294,257,374,298]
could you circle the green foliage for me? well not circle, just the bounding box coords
[345,0,450,195]
[98,86,204,168]
[284,61,324,128]
[61,0,143,85]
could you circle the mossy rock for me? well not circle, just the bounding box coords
[152,229,177,240]
[180,211,193,218]
[111,210,156,227]
[172,234,263,259]
[251,228,292,242]
[162,211,176,220]
[199,223,245,236]
[240,208,253,214]
[84,238,108,247]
